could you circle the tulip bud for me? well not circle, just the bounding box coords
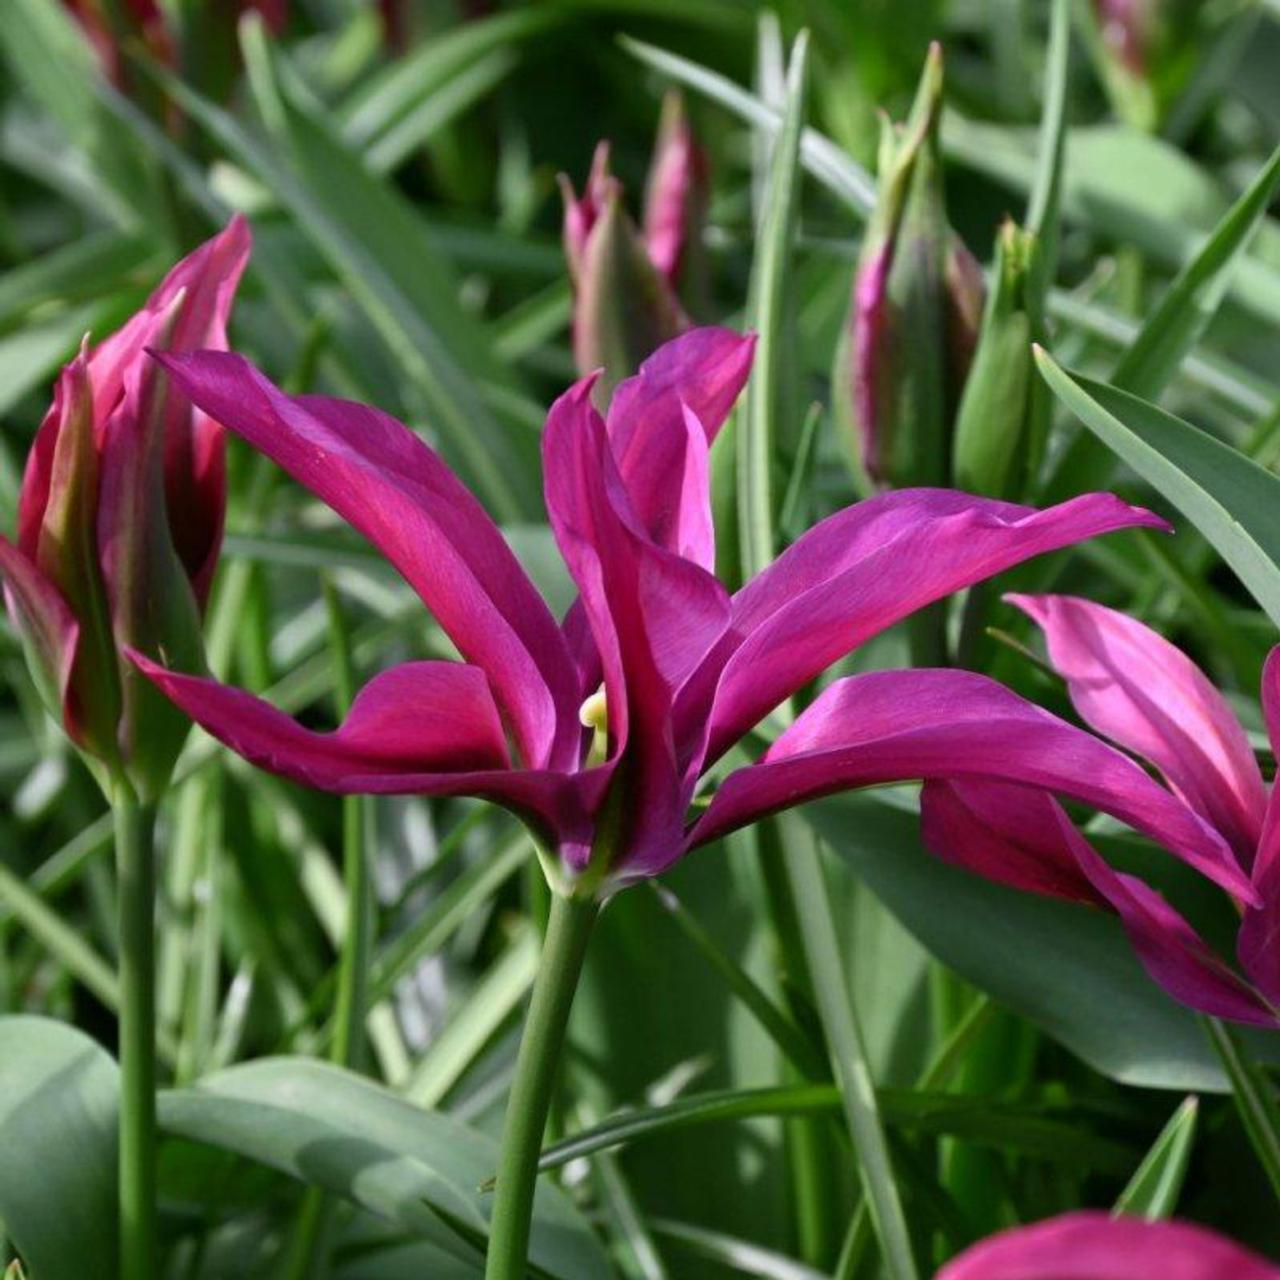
[0,218,250,801]
[643,90,710,303]
[561,93,708,394]
[1085,0,1208,131]
[952,220,1047,500]
[839,44,984,490]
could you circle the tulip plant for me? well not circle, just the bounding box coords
[3,2,1280,1280]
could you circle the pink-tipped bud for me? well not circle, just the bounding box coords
[841,44,985,490]
[643,90,710,286]
[2,217,251,799]
[561,95,708,393]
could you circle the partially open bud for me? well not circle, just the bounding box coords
[561,93,707,394]
[952,220,1046,500]
[1085,0,1213,131]
[839,45,984,490]
[0,217,250,800]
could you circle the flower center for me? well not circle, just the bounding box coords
[579,685,609,767]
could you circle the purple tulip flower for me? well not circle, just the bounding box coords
[128,328,1210,899]
[923,593,1280,1025]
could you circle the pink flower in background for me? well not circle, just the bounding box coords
[0,218,250,797]
[560,92,706,394]
[132,328,1204,896]
[937,1211,1280,1279]
[923,593,1280,1025]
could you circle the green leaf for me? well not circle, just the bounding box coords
[945,120,1280,327]
[1112,142,1280,400]
[1035,351,1280,630]
[153,26,537,522]
[0,1016,119,1280]
[1024,0,1069,305]
[158,1057,612,1279]
[619,35,875,216]
[1204,1018,1280,1202]
[738,30,809,581]
[1043,141,1280,501]
[1113,1096,1198,1219]
[804,790,1279,1090]
[534,1083,1134,1175]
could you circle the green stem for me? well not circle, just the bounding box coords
[114,786,158,1280]
[485,892,598,1280]
[282,581,372,1280]
[781,818,919,1280]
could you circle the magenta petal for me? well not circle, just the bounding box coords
[920,778,1103,905]
[1010,593,1265,861]
[606,328,754,571]
[0,538,81,735]
[543,376,730,876]
[698,490,1168,766]
[688,669,1257,905]
[925,780,1276,1025]
[129,650,600,857]
[937,1211,1280,1280]
[1236,648,1280,1002]
[154,351,579,772]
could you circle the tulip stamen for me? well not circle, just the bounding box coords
[579,685,609,767]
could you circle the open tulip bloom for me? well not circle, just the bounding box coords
[131,327,1216,902]
[923,592,1280,1027]
[131,325,1228,1276]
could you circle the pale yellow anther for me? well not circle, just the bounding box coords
[579,685,610,767]
[579,686,608,732]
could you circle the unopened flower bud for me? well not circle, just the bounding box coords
[561,93,709,394]
[953,219,1046,500]
[0,218,250,800]
[840,44,984,490]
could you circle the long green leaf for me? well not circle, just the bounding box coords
[805,790,1280,1090]
[1036,350,1280,629]
[158,1058,612,1279]
[620,35,875,216]
[0,1016,119,1280]
[534,1084,1134,1174]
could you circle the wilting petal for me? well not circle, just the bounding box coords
[155,350,579,772]
[689,669,1255,904]
[1010,593,1265,861]
[693,490,1167,768]
[924,780,1276,1025]
[130,651,602,862]
[544,378,730,877]
[937,1210,1280,1280]
[605,328,755,570]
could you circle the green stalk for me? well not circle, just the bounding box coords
[782,817,919,1280]
[283,579,371,1279]
[114,785,158,1280]
[485,891,598,1280]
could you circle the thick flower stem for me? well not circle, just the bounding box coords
[114,786,158,1280]
[485,891,598,1280]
